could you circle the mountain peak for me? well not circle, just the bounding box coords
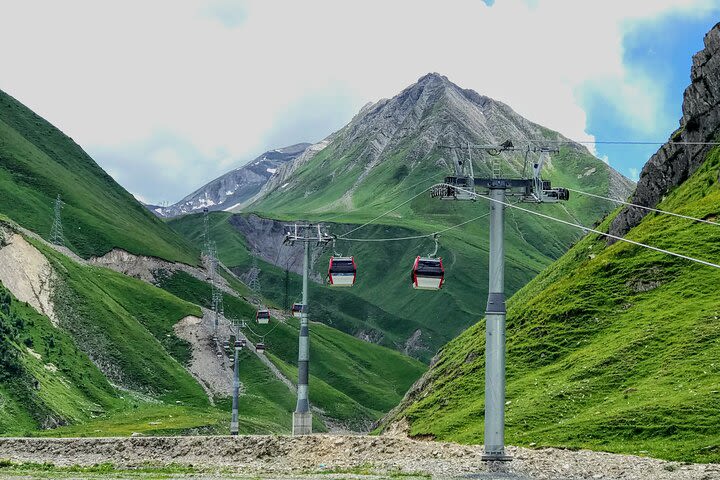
[254,73,633,213]
[416,72,450,85]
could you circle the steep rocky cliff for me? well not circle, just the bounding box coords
[610,22,720,237]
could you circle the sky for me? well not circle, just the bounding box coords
[1,0,719,205]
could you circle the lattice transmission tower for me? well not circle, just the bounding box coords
[247,257,261,294]
[49,194,64,246]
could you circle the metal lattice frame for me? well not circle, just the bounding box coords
[49,194,64,246]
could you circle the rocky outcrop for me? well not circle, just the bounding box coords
[88,248,245,299]
[0,228,57,325]
[610,23,720,237]
[228,214,324,283]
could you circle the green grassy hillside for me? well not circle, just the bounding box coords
[0,281,122,434]
[382,148,720,463]
[0,226,298,436]
[155,268,426,428]
[171,175,619,362]
[32,240,208,406]
[0,89,198,264]
[169,213,443,358]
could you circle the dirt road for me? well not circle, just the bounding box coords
[0,435,717,479]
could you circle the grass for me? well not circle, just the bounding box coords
[0,89,199,264]
[245,318,425,415]
[0,287,121,435]
[169,130,627,362]
[0,459,434,479]
[34,404,227,437]
[28,238,208,407]
[154,268,425,427]
[384,148,720,463]
[0,459,208,479]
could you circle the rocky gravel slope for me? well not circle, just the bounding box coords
[0,436,717,480]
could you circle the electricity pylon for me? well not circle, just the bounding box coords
[247,257,261,294]
[432,141,568,461]
[49,194,64,246]
[202,207,212,257]
[283,224,332,435]
[207,241,224,332]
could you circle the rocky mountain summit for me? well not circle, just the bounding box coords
[151,143,310,218]
[610,22,720,236]
[251,73,633,211]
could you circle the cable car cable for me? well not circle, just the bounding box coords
[321,177,436,224]
[339,212,492,242]
[564,187,720,227]
[337,188,431,238]
[444,184,720,270]
[438,140,720,148]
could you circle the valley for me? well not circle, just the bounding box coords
[0,14,718,480]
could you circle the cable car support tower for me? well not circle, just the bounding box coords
[283,224,332,435]
[432,141,569,461]
[230,317,247,436]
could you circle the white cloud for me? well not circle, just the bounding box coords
[629,167,640,181]
[0,0,716,203]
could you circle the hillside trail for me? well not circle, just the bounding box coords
[0,435,716,480]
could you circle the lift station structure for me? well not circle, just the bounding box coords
[432,141,569,461]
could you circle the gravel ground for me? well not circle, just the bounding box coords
[0,436,718,480]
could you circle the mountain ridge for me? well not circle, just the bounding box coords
[0,88,199,264]
[248,72,633,214]
[151,143,311,218]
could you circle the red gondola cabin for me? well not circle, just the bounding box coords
[256,309,270,324]
[411,256,444,290]
[328,256,356,287]
[291,303,305,318]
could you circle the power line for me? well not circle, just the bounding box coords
[444,184,720,270]
[566,187,720,227]
[542,140,720,146]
